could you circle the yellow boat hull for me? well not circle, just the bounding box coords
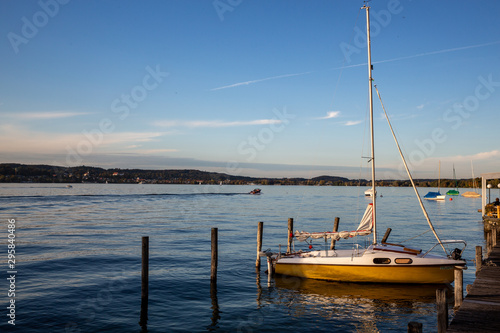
[275,263,457,284]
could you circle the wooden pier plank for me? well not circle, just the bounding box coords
[447,245,500,332]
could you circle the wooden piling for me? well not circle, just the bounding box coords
[267,256,274,286]
[454,267,463,308]
[436,288,448,333]
[476,245,482,275]
[256,222,263,270]
[287,218,293,254]
[330,217,340,250]
[493,225,497,248]
[487,231,492,255]
[407,321,423,333]
[139,236,149,328]
[211,228,218,283]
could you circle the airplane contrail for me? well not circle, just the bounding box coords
[210,71,311,91]
[331,40,500,70]
[210,41,500,91]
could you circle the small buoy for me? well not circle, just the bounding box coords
[309,245,313,249]
[449,198,453,201]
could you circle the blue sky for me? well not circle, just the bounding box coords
[1,0,499,179]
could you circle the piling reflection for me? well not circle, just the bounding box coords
[208,280,220,331]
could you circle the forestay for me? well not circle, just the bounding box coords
[294,203,374,242]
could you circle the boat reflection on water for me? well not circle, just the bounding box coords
[257,274,452,331]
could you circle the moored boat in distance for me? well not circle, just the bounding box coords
[446,164,460,196]
[249,188,261,195]
[424,161,445,200]
[462,191,481,198]
[424,191,446,201]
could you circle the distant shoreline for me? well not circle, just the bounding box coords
[0,163,485,188]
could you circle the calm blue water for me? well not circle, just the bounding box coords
[0,184,485,332]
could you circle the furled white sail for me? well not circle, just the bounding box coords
[294,204,373,242]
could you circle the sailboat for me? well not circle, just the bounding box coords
[462,161,481,198]
[446,165,460,196]
[424,161,446,200]
[272,5,466,284]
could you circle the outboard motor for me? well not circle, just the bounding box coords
[451,248,462,260]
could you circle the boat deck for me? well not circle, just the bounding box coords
[447,244,500,332]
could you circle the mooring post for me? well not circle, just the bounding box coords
[454,267,464,309]
[256,222,263,270]
[487,231,492,255]
[492,224,497,248]
[287,218,293,254]
[267,255,274,286]
[139,236,149,328]
[436,288,448,333]
[330,217,340,250]
[475,245,482,275]
[211,228,218,283]
[407,321,423,333]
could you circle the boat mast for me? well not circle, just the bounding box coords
[438,160,441,192]
[364,4,377,244]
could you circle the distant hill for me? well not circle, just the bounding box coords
[311,175,350,183]
[0,163,487,187]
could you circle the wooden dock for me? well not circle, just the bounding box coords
[447,244,500,332]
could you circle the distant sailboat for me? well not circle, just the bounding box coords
[446,165,459,196]
[424,161,445,200]
[462,161,481,198]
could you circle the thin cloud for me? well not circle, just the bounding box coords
[210,71,311,91]
[318,111,341,120]
[438,150,500,162]
[154,119,282,128]
[0,124,165,154]
[5,111,93,120]
[345,120,362,126]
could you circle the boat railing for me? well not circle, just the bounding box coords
[422,240,467,259]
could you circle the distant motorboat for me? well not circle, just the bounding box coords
[249,188,261,195]
[66,185,72,188]
[364,188,376,197]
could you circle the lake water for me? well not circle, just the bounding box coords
[0,184,486,332]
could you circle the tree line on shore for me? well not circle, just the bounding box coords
[0,163,494,188]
